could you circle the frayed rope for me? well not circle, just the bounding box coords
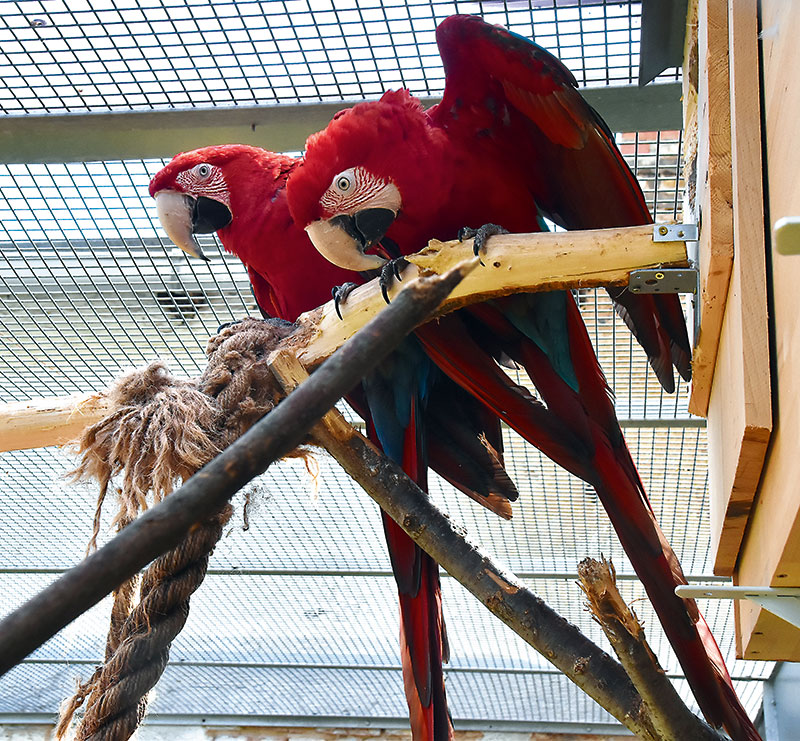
[57,317,317,741]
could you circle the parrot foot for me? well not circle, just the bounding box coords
[459,223,510,264]
[379,257,409,304]
[332,282,359,320]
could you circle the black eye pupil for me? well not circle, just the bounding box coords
[338,178,349,190]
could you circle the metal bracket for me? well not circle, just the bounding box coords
[675,585,800,629]
[629,268,698,294]
[653,223,698,242]
[627,224,700,294]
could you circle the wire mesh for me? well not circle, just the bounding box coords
[0,0,767,733]
[1,0,679,116]
[0,129,766,728]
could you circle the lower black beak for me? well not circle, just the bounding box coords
[329,208,395,250]
[192,196,232,234]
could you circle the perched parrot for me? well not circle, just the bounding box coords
[149,144,519,741]
[283,14,759,741]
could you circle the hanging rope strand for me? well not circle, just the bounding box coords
[57,318,310,741]
[75,505,232,741]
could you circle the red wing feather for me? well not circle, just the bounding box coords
[431,14,691,391]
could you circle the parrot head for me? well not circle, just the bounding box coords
[149,144,294,261]
[288,89,444,271]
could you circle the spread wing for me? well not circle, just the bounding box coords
[429,15,691,391]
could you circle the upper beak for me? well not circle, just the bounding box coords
[305,208,397,271]
[154,190,232,261]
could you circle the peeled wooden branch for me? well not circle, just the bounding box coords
[0,263,471,677]
[578,557,726,741]
[0,225,687,452]
[293,224,688,366]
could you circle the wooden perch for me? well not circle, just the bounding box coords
[578,557,725,741]
[0,225,687,453]
[295,224,688,366]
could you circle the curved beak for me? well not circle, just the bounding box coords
[154,190,232,262]
[305,208,396,271]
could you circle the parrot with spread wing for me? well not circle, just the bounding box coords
[282,14,759,741]
[149,143,520,740]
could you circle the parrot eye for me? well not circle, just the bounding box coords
[335,174,352,192]
[195,164,212,178]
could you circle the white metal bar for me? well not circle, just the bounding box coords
[676,585,800,628]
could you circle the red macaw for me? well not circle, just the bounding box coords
[149,144,520,741]
[284,14,758,741]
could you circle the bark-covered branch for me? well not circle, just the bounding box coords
[0,247,721,740]
[0,262,472,676]
[270,352,725,741]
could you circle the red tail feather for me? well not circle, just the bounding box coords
[371,401,453,741]
[413,303,759,740]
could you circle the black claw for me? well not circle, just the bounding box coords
[379,257,409,304]
[457,226,474,243]
[332,282,358,320]
[459,223,509,263]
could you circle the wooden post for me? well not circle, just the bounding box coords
[705,0,771,577]
[733,0,800,660]
[684,0,735,417]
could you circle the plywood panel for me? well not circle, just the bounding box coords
[735,0,800,659]
[706,0,771,577]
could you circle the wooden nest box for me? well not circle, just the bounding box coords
[684,0,800,660]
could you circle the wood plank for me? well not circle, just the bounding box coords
[0,393,112,451]
[706,0,772,577]
[686,0,735,417]
[0,226,689,453]
[735,0,800,660]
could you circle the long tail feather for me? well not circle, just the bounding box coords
[414,299,759,740]
[363,358,453,741]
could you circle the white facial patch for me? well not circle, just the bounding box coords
[319,166,400,217]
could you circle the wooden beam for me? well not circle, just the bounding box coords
[685,0,735,417]
[706,0,771,577]
[0,85,683,164]
[734,0,800,661]
[0,226,689,453]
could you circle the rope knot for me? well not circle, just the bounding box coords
[59,316,312,741]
